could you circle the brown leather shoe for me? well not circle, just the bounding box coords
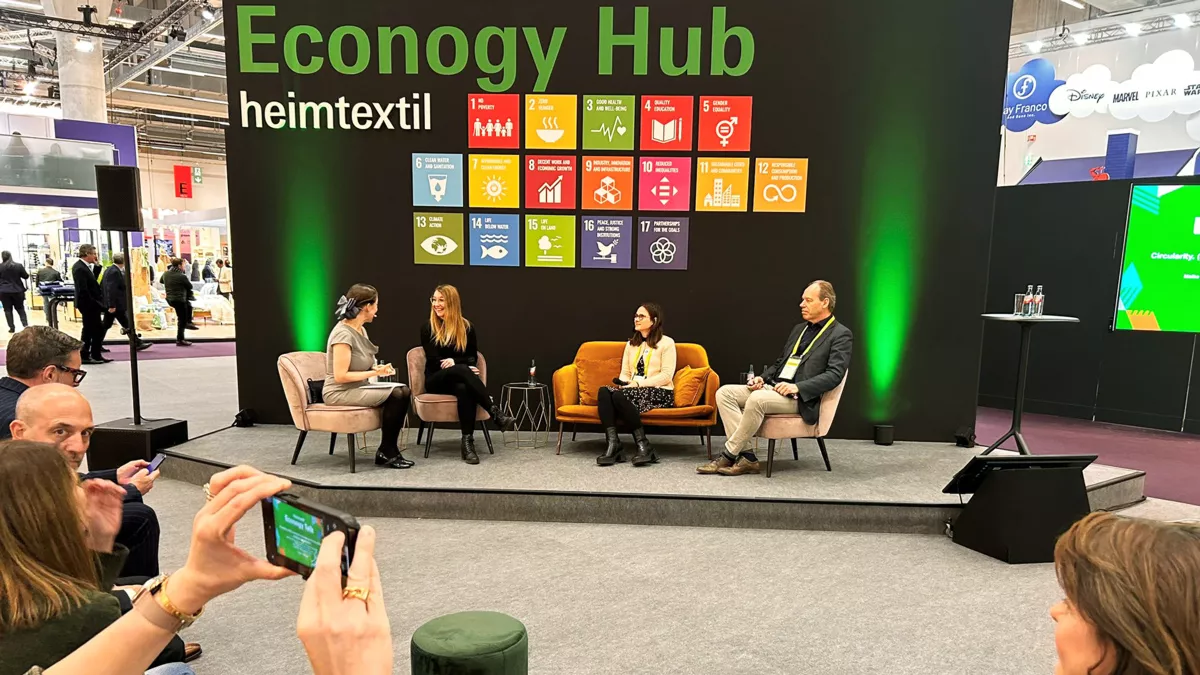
[184,643,203,663]
[697,455,734,474]
[717,457,761,476]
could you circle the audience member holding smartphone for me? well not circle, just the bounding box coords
[595,303,676,468]
[0,440,190,674]
[23,465,392,675]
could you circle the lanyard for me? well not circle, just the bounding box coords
[790,317,836,360]
[635,344,652,369]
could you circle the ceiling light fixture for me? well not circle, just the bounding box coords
[1174,14,1193,28]
[1027,40,1044,53]
[74,37,95,53]
[0,44,20,51]
[1060,0,1085,9]
[199,2,215,20]
[0,0,44,10]
[151,65,227,79]
[22,79,37,95]
[1125,23,1142,36]
[1073,32,1089,45]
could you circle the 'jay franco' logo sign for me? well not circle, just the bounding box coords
[1003,59,1066,132]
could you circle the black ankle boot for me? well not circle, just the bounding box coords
[488,404,516,431]
[631,428,658,467]
[375,448,414,469]
[461,435,480,464]
[597,427,626,466]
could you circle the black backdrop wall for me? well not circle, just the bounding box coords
[224,0,1014,440]
[981,181,1200,434]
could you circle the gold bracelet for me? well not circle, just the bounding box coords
[157,576,205,627]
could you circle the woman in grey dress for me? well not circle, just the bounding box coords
[323,284,413,469]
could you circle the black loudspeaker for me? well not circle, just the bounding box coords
[955,426,977,448]
[94,165,144,232]
[233,408,257,427]
[873,424,894,446]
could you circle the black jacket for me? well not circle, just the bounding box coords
[0,260,29,294]
[420,322,478,376]
[35,266,62,284]
[101,265,127,312]
[71,259,103,311]
[162,268,194,303]
[0,376,27,439]
[762,319,854,425]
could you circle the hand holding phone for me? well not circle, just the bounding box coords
[147,453,167,474]
[262,493,359,579]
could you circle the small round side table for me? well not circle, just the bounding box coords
[500,382,552,449]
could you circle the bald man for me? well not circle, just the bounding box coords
[10,384,161,578]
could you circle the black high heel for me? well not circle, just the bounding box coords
[375,450,414,469]
[630,428,658,467]
[597,427,626,466]
[488,404,517,431]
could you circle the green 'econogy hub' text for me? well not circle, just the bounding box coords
[237,5,755,92]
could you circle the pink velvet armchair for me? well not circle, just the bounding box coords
[405,348,495,458]
[277,351,382,473]
[755,373,849,477]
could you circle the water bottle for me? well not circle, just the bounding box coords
[1023,285,1035,317]
[747,364,755,385]
[1034,285,1045,316]
[528,359,537,384]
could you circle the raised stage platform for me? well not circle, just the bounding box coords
[160,425,1146,536]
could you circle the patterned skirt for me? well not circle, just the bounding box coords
[604,385,674,414]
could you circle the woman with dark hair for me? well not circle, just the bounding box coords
[1050,512,1200,675]
[421,284,514,465]
[324,284,412,469]
[595,303,676,467]
[0,440,193,673]
[0,249,30,333]
[162,258,195,347]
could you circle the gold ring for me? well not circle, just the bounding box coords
[342,586,370,603]
[203,483,213,502]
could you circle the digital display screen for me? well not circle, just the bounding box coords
[1115,185,1200,333]
[272,497,323,568]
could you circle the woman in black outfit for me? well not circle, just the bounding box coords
[0,250,30,333]
[421,284,514,464]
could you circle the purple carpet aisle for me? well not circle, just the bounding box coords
[0,341,236,366]
[976,406,1200,505]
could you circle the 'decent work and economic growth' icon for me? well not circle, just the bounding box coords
[594,176,623,206]
[538,176,563,205]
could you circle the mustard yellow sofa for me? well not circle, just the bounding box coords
[553,341,721,457]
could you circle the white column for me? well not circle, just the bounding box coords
[42,0,112,122]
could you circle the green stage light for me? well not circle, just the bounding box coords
[857,128,924,420]
[283,139,335,351]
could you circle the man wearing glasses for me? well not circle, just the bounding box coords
[0,326,88,438]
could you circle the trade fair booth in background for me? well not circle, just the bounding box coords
[0,114,235,344]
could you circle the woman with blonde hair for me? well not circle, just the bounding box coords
[421,284,514,465]
[1050,512,1200,675]
[0,440,191,673]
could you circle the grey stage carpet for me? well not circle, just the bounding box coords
[175,425,1139,505]
[144,478,1062,675]
[78,356,237,437]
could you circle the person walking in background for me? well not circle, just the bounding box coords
[595,303,676,467]
[35,257,62,284]
[421,284,515,465]
[100,253,150,352]
[201,258,216,284]
[0,250,30,333]
[163,258,196,347]
[323,284,412,469]
[71,245,110,365]
[216,259,233,300]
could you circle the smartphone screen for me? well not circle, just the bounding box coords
[270,497,324,569]
[146,454,166,473]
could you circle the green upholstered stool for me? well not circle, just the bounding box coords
[411,611,528,675]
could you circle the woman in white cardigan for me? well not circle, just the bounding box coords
[596,302,677,467]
